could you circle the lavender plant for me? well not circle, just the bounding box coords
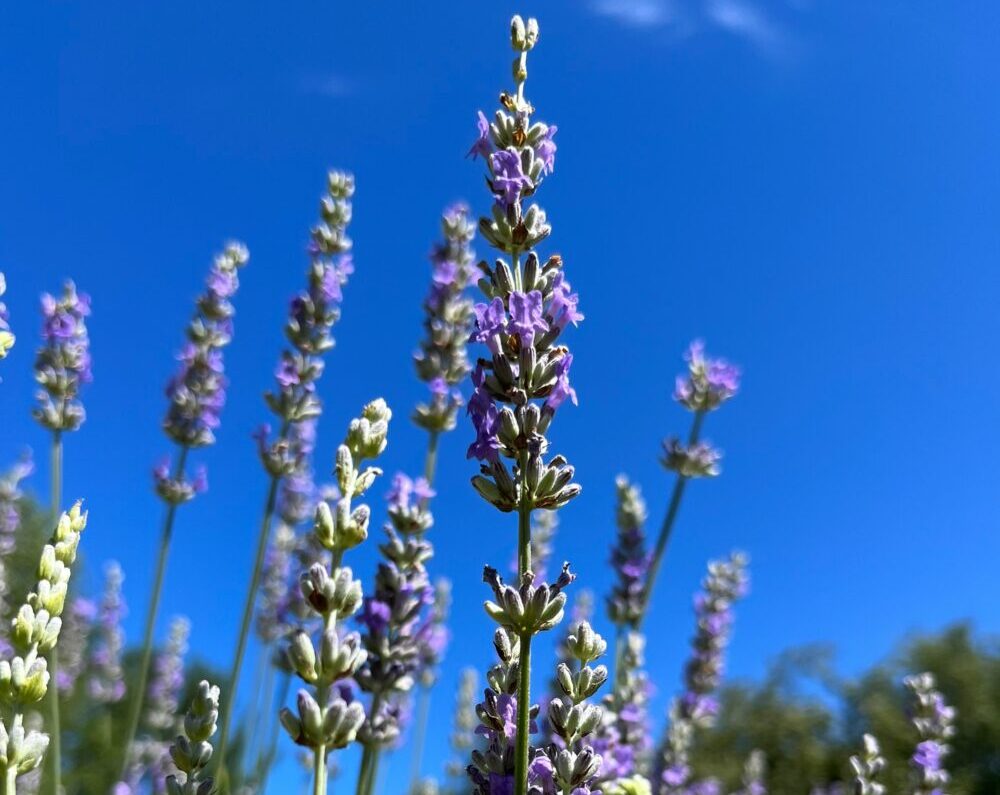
[165,680,221,795]
[54,597,95,696]
[32,281,92,793]
[639,343,740,630]
[905,672,955,795]
[0,274,13,361]
[465,15,585,795]
[0,455,33,656]
[593,630,652,785]
[848,734,885,795]
[279,399,391,795]
[734,750,766,795]
[123,242,249,773]
[0,502,87,795]
[216,173,354,781]
[655,553,749,795]
[87,560,126,705]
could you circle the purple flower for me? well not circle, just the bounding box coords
[490,148,533,208]
[674,340,741,412]
[88,561,127,705]
[535,125,558,175]
[545,353,577,412]
[472,297,508,354]
[386,473,436,513]
[467,111,493,160]
[359,598,392,634]
[508,290,548,345]
[548,272,584,330]
[33,281,92,432]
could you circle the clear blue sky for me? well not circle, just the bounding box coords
[1,1,998,791]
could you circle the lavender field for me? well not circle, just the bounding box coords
[0,4,998,795]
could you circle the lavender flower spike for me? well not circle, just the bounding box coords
[122,241,248,778]
[905,672,955,795]
[656,553,749,795]
[165,680,221,795]
[33,281,92,432]
[0,455,33,656]
[608,476,650,630]
[413,204,477,434]
[849,734,885,795]
[735,750,767,795]
[0,502,87,794]
[216,173,355,781]
[89,560,127,704]
[639,342,741,631]
[466,17,580,795]
[279,400,390,795]
[0,274,14,360]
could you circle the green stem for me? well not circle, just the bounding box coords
[48,431,62,795]
[215,471,282,788]
[120,445,189,778]
[423,430,440,486]
[4,764,16,795]
[367,748,383,795]
[312,743,327,795]
[356,745,373,795]
[408,687,431,788]
[636,410,704,632]
[514,631,532,795]
[257,670,291,792]
[243,644,272,773]
[514,460,532,795]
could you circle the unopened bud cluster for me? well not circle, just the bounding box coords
[905,672,955,795]
[280,400,390,756]
[165,680,220,795]
[850,734,885,795]
[0,503,87,784]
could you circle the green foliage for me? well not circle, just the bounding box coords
[692,625,1000,795]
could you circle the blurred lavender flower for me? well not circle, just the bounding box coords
[656,553,749,795]
[33,281,92,432]
[161,243,248,453]
[89,561,127,704]
[594,631,653,784]
[607,476,650,630]
[255,522,299,646]
[905,672,955,795]
[735,750,766,795]
[640,342,741,634]
[416,578,452,689]
[0,273,14,360]
[146,617,191,734]
[413,204,477,434]
[849,734,885,795]
[446,669,480,782]
[0,454,32,655]
[55,597,96,696]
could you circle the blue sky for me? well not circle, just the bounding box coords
[1,1,998,791]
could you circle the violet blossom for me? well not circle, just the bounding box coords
[33,281,92,432]
[0,273,13,360]
[905,672,955,795]
[88,560,127,704]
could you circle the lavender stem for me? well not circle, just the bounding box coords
[514,478,533,795]
[120,444,189,776]
[636,410,704,631]
[47,430,62,795]
[216,463,283,790]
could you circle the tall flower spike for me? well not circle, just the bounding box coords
[279,400,390,795]
[0,502,87,793]
[165,680,221,795]
[413,204,477,433]
[608,476,650,630]
[466,16,581,795]
[639,341,741,632]
[447,668,480,782]
[216,173,355,780]
[656,553,749,795]
[849,734,885,795]
[0,274,13,360]
[33,281,92,432]
[905,672,955,795]
[55,597,95,696]
[0,455,33,656]
[88,560,127,704]
[123,242,248,780]
[735,750,767,795]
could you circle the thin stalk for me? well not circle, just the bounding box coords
[216,471,282,788]
[367,748,383,795]
[257,670,291,792]
[48,431,62,795]
[312,743,327,795]
[408,687,431,788]
[423,430,440,485]
[4,764,16,795]
[513,462,533,795]
[243,645,271,772]
[635,410,704,632]
[120,445,190,776]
